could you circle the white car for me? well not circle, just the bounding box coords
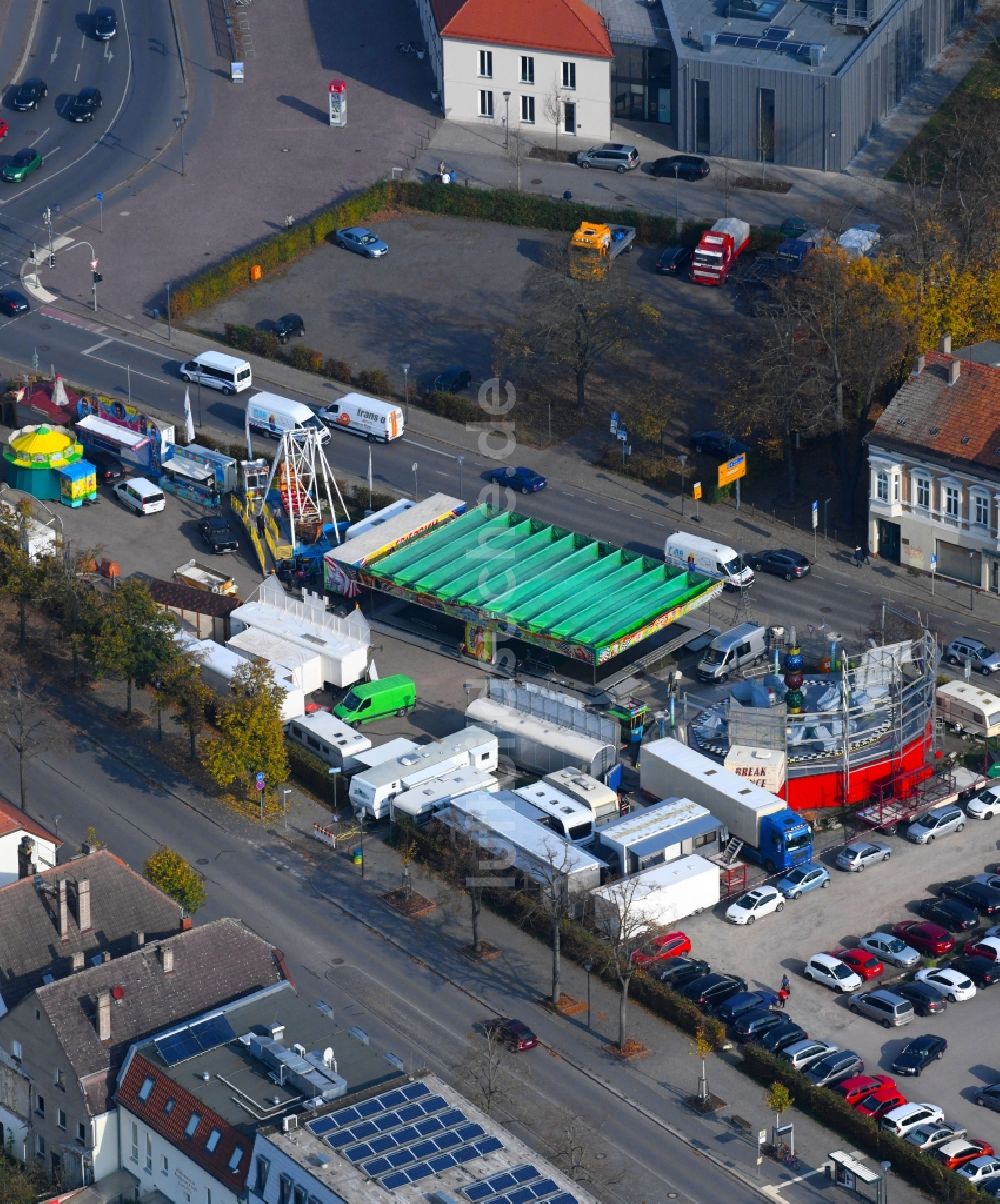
[987,924,1000,941]
[725,885,784,925]
[881,1102,945,1137]
[803,952,863,993]
[915,967,977,1002]
[968,786,1000,819]
[780,1039,837,1071]
[957,1156,1000,1185]
[857,931,921,969]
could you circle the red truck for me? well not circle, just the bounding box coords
[690,218,751,286]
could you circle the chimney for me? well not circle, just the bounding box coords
[58,879,70,941]
[17,836,35,880]
[95,991,111,1042]
[74,879,91,933]
[180,916,193,932]
[940,334,952,353]
[133,931,145,950]
[71,951,85,972]
[913,354,925,375]
[949,360,961,386]
[158,945,174,975]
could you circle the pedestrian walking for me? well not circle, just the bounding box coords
[776,986,789,1008]
[781,973,791,993]
[853,545,864,568]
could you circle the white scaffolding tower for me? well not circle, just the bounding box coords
[262,428,349,551]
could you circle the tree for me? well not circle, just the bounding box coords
[495,251,663,409]
[593,875,651,1051]
[201,660,288,805]
[522,839,578,1008]
[91,579,178,714]
[44,565,104,682]
[0,506,58,647]
[144,846,206,913]
[0,663,49,812]
[0,1151,47,1203]
[460,1024,512,1117]
[767,1081,793,1146]
[693,1026,714,1105]
[156,652,210,759]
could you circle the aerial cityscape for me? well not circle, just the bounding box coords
[0,1,998,1203]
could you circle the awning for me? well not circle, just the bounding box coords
[165,454,213,482]
[76,414,150,450]
[629,815,721,858]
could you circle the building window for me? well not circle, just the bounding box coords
[164,1098,176,1115]
[35,1093,45,1118]
[185,1112,201,1138]
[478,90,494,118]
[914,474,930,510]
[77,1123,87,1145]
[228,1147,243,1173]
[35,1134,44,1158]
[145,1133,152,1174]
[54,1068,65,1090]
[57,1109,67,1130]
[254,1156,271,1194]
[162,1155,168,1176]
[478,49,492,78]
[10,1040,21,1060]
[693,831,714,849]
[520,96,535,123]
[130,1122,138,1165]
[562,61,576,89]
[876,470,889,503]
[294,1187,307,1204]
[278,1175,292,1204]
[944,483,960,520]
[520,55,534,84]
[206,1129,222,1153]
[138,1077,155,1103]
[972,491,990,529]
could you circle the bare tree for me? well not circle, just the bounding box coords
[437,806,513,957]
[542,81,564,154]
[460,1023,512,1116]
[521,838,579,1008]
[0,664,50,812]
[551,1117,596,1185]
[593,874,652,1051]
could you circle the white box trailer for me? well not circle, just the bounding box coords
[466,698,617,779]
[591,854,721,937]
[285,712,372,768]
[936,680,1000,738]
[390,766,499,822]
[543,767,620,823]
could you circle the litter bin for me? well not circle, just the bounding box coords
[352,848,363,866]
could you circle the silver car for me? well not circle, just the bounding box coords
[334,226,389,258]
[944,636,1000,674]
[857,931,922,969]
[780,1039,837,1071]
[575,143,639,173]
[835,840,892,871]
[907,805,965,844]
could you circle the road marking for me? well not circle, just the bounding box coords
[84,354,164,386]
[74,62,81,83]
[82,338,113,354]
[405,438,458,457]
[50,36,61,65]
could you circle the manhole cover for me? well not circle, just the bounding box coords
[820,606,833,614]
[330,957,345,966]
[195,859,210,866]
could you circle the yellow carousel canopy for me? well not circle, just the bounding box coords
[6,424,82,468]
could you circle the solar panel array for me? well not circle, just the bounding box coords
[306,1081,506,1190]
[464,1163,580,1204]
[715,28,823,57]
[153,1015,237,1067]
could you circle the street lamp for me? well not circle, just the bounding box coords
[281,788,291,831]
[402,363,410,422]
[411,461,419,501]
[879,1160,891,1204]
[677,454,688,516]
[456,455,464,498]
[823,496,832,540]
[165,281,173,342]
[583,959,593,1028]
[327,766,342,813]
[503,90,511,151]
[174,111,189,177]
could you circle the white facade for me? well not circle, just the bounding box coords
[118,1106,238,1204]
[0,828,57,888]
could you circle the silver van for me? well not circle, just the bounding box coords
[696,623,768,682]
[576,143,639,173]
[848,989,915,1028]
[907,804,965,845]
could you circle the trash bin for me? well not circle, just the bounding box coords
[352,848,363,866]
[562,190,573,202]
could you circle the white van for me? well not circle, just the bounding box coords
[180,351,252,395]
[317,393,404,443]
[113,476,165,516]
[665,532,754,590]
[696,623,768,681]
[246,392,330,442]
[936,680,1000,738]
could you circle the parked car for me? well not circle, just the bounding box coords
[905,1122,967,1151]
[881,1102,945,1137]
[950,954,1000,987]
[86,449,124,483]
[746,549,811,581]
[418,365,472,394]
[688,430,748,458]
[804,1050,864,1088]
[891,1034,948,1077]
[914,967,976,1001]
[725,885,783,925]
[916,897,978,932]
[713,989,778,1024]
[681,973,747,1011]
[857,931,921,969]
[973,872,1000,891]
[835,840,892,872]
[655,245,692,275]
[855,1085,908,1120]
[731,1008,787,1044]
[66,87,102,122]
[943,636,1000,674]
[334,226,389,257]
[834,948,884,981]
[481,1017,538,1052]
[10,78,47,110]
[937,1139,995,1170]
[198,515,240,554]
[658,957,710,989]
[2,148,42,183]
[891,982,947,1017]
[93,6,117,38]
[804,952,863,993]
[848,989,915,1028]
[976,1083,1000,1113]
[650,154,709,180]
[780,1039,837,1071]
[758,1019,807,1053]
[964,937,1000,962]
[968,786,1000,819]
[987,924,1000,941]
[941,880,1000,917]
[780,216,810,238]
[631,930,691,967]
[956,1156,1000,1185]
[893,920,956,955]
[485,465,547,494]
[776,862,829,899]
[0,289,30,316]
[908,805,966,844]
[576,143,639,173]
[835,1074,896,1108]
[0,117,8,142]
[270,313,305,343]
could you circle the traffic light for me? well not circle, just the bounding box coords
[93,271,103,284]
[48,254,55,269]
[28,248,35,262]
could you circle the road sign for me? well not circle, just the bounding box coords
[811,500,818,530]
[617,428,628,442]
[717,452,747,488]
[95,191,103,202]
[255,772,265,792]
[930,553,937,570]
[610,410,619,435]
[693,482,703,501]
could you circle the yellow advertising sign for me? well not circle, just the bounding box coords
[692,481,703,501]
[718,453,747,488]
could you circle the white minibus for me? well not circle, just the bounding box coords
[180,351,252,395]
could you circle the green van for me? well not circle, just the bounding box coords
[333,675,416,725]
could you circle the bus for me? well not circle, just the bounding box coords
[180,351,252,395]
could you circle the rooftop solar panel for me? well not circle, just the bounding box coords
[762,25,792,37]
[411,1139,437,1159]
[416,1116,443,1136]
[435,1131,462,1152]
[326,1131,354,1150]
[549,1195,578,1204]
[383,1171,408,1190]
[365,1157,392,1176]
[189,1014,236,1052]
[356,1098,383,1118]
[477,1136,504,1156]
[431,1152,458,1173]
[154,1030,199,1066]
[405,1163,433,1183]
[457,1123,485,1142]
[381,1089,406,1107]
[402,1081,430,1101]
[467,1185,496,1202]
[418,1096,448,1115]
[374,1113,402,1132]
[307,1116,338,1137]
[530,1180,558,1197]
[397,1103,423,1122]
[368,1134,395,1155]
[346,1120,378,1142]
[454,1145,478,1164]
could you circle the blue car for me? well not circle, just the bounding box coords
[486,466,547,494]
[776,862,831,899]
[334,226,389,258]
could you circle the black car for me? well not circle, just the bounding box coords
[658,957,710,989]
[917,896,979,931]
[11,79,48,111]
[198,515,240,554]
[93,6,118,38]
[950,954,1000,987]
[747,549,811,581]
[0,289,30,316]
[655,245,692,275]
[941,880,1000,917]
[803,1049,864,1088]
[978,1083,1000,1113]
[688,430,749,458]
[891,981,947,1017]
[731,1008,786,1044]
[758,1019,807,1053]
[67,88,102,123]
[271,313,305,343]
[650,154,710,181]
[87,449,124,483]
[891,1033,947,1077]
[681,973,747,1011]
[713,989,779,1023]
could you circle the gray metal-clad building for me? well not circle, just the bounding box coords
[601,0,979,170]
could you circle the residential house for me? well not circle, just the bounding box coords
[867,338,1000,591]
[0,913,284,1190]
[0,798,60,887]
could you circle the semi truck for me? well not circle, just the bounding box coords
[639,737,813,872]
[568,222,635,280]
[690,218,751,286]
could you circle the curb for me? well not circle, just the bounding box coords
[166,0,188,99]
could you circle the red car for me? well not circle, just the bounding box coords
[854,1085,908,1120]
[964,939,1000,962]
[836,1074,895,1107]
[0,119,8,141]
[481,1018,538,1052]
[892,920,955,957]
[937,1139,995,1170]
[631,931,692,967]
[833,948,884,981]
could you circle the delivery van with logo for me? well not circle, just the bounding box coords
[317,393,404,443]
[246,392,330,442]
[665,531,754,590]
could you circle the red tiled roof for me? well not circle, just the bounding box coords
[119,1053,251,1193]
[432,0,612,57]
[0,796,62,845]
[872,352,1000,474]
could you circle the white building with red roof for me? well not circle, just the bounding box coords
[0,797,60,888]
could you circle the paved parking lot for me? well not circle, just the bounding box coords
[676,813,1000,1136]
